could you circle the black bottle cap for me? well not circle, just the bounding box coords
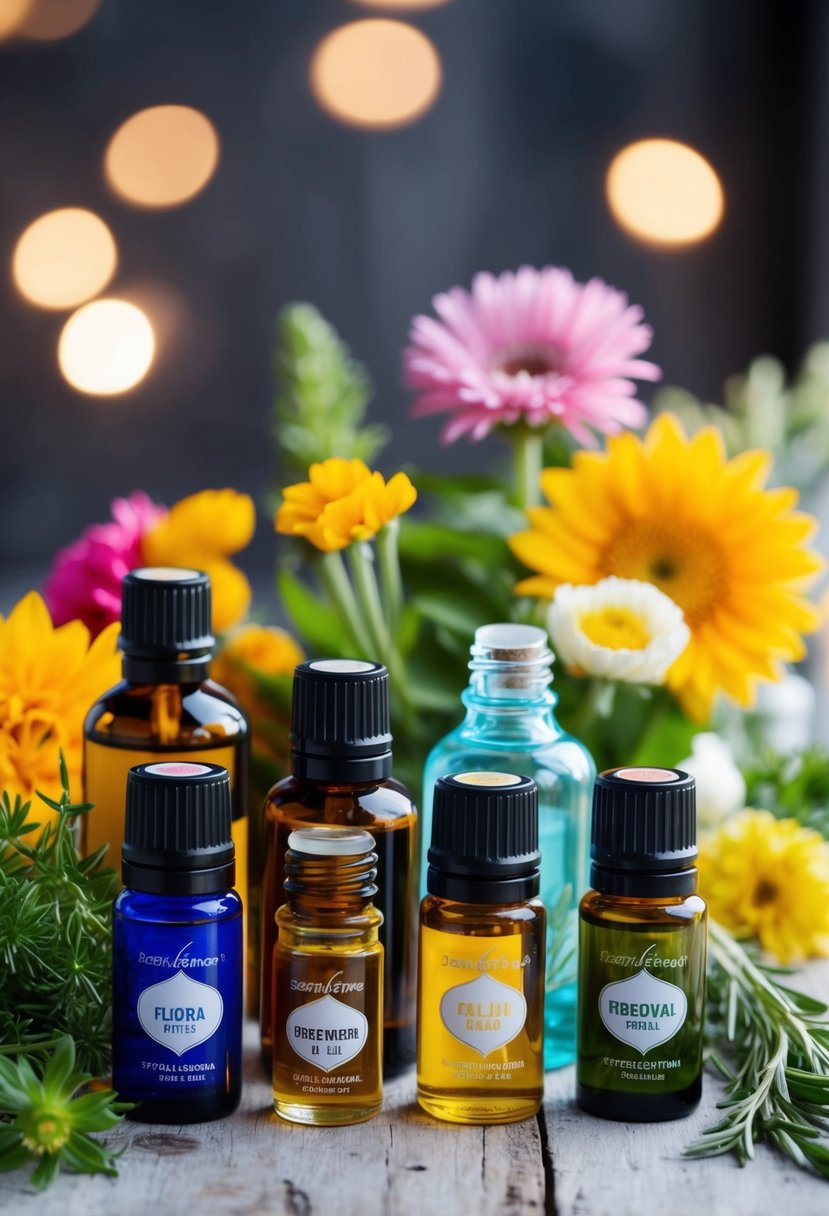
[120,567,214,682]
[590,766,697,898]
[290,659,393,782]
[427,771,540,904]
[122,761,236,896]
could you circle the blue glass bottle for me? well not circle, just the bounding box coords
[421,624,595,1069]
[112,761,243,1123]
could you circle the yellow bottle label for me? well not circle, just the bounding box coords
[85,741,245,899]
[419,926,540,1091]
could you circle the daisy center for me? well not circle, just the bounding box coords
[494,343,558,378]
[753,878,778,907]
[578,607,651,651]
[600,519,727,627]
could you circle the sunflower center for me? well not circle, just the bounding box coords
[753,878,778,907]
[600,519,727,627]
[495,343,558,378]
[579,607,651,651]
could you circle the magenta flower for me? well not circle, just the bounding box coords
[404,266,661,444]
[44,492,166,636]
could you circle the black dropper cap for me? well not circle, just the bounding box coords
[122,762,235,895]
[120,567,214,683]
[427,772,540,903]
[290,659,392,782]
[590,766,697,898]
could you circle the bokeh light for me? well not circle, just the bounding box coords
[606,138,724,247]
[105,105,220,208]
[12,208,117,310]
[18,0,100,40]
[0,0,33,40]
[310,19,442,130]
[58,299,155,396]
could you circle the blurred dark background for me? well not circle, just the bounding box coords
[1,0,827,608]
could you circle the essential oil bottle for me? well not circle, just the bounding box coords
[577,766,707,1122]
[273,826,383,1125]
[83,568,250,983]
[421,623,594,1069]
[417,772,546,1125]
[112,761,243,1123]
[260,659,418,1078]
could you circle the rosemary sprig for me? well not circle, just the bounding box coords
[686,920,829,1178]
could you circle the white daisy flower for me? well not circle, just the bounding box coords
[547,576,690,685]
[678,733,746,830]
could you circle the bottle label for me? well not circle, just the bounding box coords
[137,971,224,1056]
[112,912,243,1101]
[286,994,369,1071]
[598,968,687,1054]
[440,972,528,1056]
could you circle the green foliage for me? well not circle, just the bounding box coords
[0,1035,125,1191]
[273,302,388,478]
[0,758,117,1076]
[688,921,829,1179]
[742,747,829,839]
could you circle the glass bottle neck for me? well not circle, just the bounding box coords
[285,851,378,919]
[460,670,562,741]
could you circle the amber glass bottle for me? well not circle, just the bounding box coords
[261,659,418,1078]
[577,767,707,1122]
[273,826,383,1125]
[417,772,546,1125]
[84,568,249,926]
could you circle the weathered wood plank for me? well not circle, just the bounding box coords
[544,959,829,1216]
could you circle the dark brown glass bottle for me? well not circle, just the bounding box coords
[260,660,418,1078]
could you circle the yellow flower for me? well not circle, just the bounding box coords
[699,810,829,963]
[509,414,822,721]
[0,593,120,823]
[142,489,255,633]
[213,624,304,713]
[276,458,417,552]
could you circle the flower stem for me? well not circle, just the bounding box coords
[512,427,544,509]
[349,543,394,665]
[318,551,374,657]
[376,521,404,632]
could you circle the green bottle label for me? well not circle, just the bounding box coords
[578,918,706,1094]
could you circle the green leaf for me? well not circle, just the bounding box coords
[30,1151,62,1191]
[398,519,509,567]
[277,568,349,654]
[41,1035,76,1101]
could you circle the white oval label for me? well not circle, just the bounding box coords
[439,972,527,1058]
[598,968,687,1056]
[136,970,224,1057]
[286,994,368,1072]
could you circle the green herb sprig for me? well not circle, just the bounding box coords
[686,920,829,1177]
[0,756,117,1076]
[0,1035,124,1191]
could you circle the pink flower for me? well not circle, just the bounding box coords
[404,266,661,444]
[44,492,167,636]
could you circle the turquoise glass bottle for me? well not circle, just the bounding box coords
[421,623,595,1069]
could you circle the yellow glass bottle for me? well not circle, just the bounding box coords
[83,568,249,949]
[273,827,383,1125]
[417,772,546,1125]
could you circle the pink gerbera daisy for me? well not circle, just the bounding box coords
[44,491,166,636]
[404,265,661,444]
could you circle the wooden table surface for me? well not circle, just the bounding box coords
[5,961,829,1216]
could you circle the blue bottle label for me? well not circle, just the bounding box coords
[113,915,242,1101]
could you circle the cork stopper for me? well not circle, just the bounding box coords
[469,623,553,693]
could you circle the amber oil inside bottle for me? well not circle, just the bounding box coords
[273,827,383,1125]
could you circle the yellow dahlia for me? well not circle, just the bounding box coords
[276,457,417,552]
[0,592,120,821]
[142,489,255,633]
[509,413,822,720]
[699,810,829,963]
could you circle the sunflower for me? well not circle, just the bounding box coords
[509,413,822,720]
[699,810,829,963]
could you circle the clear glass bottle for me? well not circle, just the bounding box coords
[421,624,594,1069]
[417,772,546,1124]
[273,826,383,1125]
[577,767,707,1122]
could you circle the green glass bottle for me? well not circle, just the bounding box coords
[577,767,707,1122]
